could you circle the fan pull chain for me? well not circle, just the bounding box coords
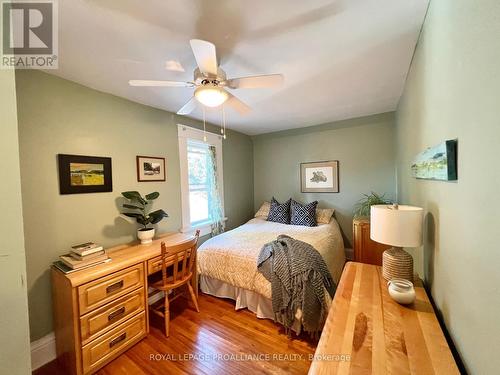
[222,104,227,140]
[203,106,207,142]
[220,106,224,136]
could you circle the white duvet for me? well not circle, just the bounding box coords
[197,217,345,299]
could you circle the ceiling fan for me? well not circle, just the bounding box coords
[129,39,284,116]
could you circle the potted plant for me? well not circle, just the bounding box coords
[353,192,392,219]
[120,191,169,244]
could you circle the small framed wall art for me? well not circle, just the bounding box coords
[300,160,339,193]
[58,154,113,194]
[136,156,166,182]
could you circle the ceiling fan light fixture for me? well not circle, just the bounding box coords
[131,39,282,116]
[194,85,228,107]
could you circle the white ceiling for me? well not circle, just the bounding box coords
[50,0,429,135]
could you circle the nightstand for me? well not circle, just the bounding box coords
[353,218,391,265]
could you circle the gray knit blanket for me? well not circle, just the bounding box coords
[257,235,336,336]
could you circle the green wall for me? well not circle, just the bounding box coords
[253,113,396,245]
[16,71,254,341]
[395,0,500,373]
[0,69,31,373]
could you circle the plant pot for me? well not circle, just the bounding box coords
[137,228,155,245]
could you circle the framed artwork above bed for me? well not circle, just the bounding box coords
[300,160,339,193]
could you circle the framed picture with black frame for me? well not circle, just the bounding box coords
[58,154,113,194]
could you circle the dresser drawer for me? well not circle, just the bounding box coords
[147,255,163,275]
[80,288,145,344]
[78,264,144,314]
[82,311,146,374]
[147,251,192,275]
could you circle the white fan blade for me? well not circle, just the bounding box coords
[190,39,218,77]
[226,93,251,115]
[129,80,193,87]
[225,74,284,89]
[177,97,197,115]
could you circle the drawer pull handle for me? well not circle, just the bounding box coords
[109,333,126,348]
[108,306,126,321]
[106,280,124,294]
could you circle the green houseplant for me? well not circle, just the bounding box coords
[353,192,392,219]
[120,191,169,244]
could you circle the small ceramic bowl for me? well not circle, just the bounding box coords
[387,279,416,305]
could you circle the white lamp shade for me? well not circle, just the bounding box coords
[370,205,423,247]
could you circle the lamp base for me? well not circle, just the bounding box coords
[382,247,413,281]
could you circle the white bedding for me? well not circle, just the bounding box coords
[197,217,345,300]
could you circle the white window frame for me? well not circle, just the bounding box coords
[178,124,226,236]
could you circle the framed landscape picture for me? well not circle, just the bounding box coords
[411,139,458,181]
[58,154,112,194]
[136,156,166,182]
[300,160,339,193]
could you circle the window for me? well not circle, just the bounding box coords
[178,125,224,236]
[187,141,210,225]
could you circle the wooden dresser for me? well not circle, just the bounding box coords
[353,218,391,265]
[51,232,194,375]
[309,262,459,375]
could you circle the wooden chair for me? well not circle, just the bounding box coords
[149,230,200,337]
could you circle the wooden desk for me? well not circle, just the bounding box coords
[51,232,194,375]
[309,262,459,375]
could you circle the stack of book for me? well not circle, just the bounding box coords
[54,242,110,273]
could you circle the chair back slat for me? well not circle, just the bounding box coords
[181,246,189,280]
[173,252,179,282]
[188,243,196,275]
[160,230,200,287]
[160,242,168,286]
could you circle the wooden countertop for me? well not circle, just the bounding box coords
[54,232,194,287]
[309,262,459,375]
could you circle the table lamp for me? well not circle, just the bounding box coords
[370,204,423,281]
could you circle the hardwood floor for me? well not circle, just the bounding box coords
[35,294,317,375]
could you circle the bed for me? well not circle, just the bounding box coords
[197,217,345,330]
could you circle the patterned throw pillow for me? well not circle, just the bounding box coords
[267,197,291,224]
[291,199,318,226]
[254,201,271,218]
